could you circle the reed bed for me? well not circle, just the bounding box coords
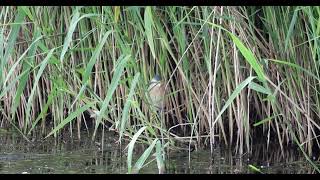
[0,6,320,172]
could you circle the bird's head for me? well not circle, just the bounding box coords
[150,74,162,84]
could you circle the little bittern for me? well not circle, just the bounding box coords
[148,74,165,112]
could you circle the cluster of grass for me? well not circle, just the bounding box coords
[1,6,320,172]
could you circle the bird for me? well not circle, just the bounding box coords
[148,74,165,113]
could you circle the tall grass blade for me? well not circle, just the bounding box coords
[267,59,320,81]
[132,138,158,174]
[144,7,156,60]
[0,7,26,85]
[71,30,113,107]
[60,7,97,63]
[248,81,272,95]
[92,55,130,139]
[27,83,56,135]
[285,7,299,50]
[82,30,113,84]
[213,76,255,125]
[24,48,54,133]
[228,33,266,82]
[114,6,120,23]
[248,164,263,174]
[11,28,42,119]
[119,73,140,141]
[155,140,165,174]
[127,126,146,174]
[45,102,95,138]
[253,114,282,127]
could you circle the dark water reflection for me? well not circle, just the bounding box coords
[0,130,316,174]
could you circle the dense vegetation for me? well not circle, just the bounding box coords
[1,6,320,172]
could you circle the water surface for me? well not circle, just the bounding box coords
[0,129,316,174]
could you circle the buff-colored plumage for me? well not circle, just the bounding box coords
[148,75,165,111]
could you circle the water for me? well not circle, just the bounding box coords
[0,129,316,174]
